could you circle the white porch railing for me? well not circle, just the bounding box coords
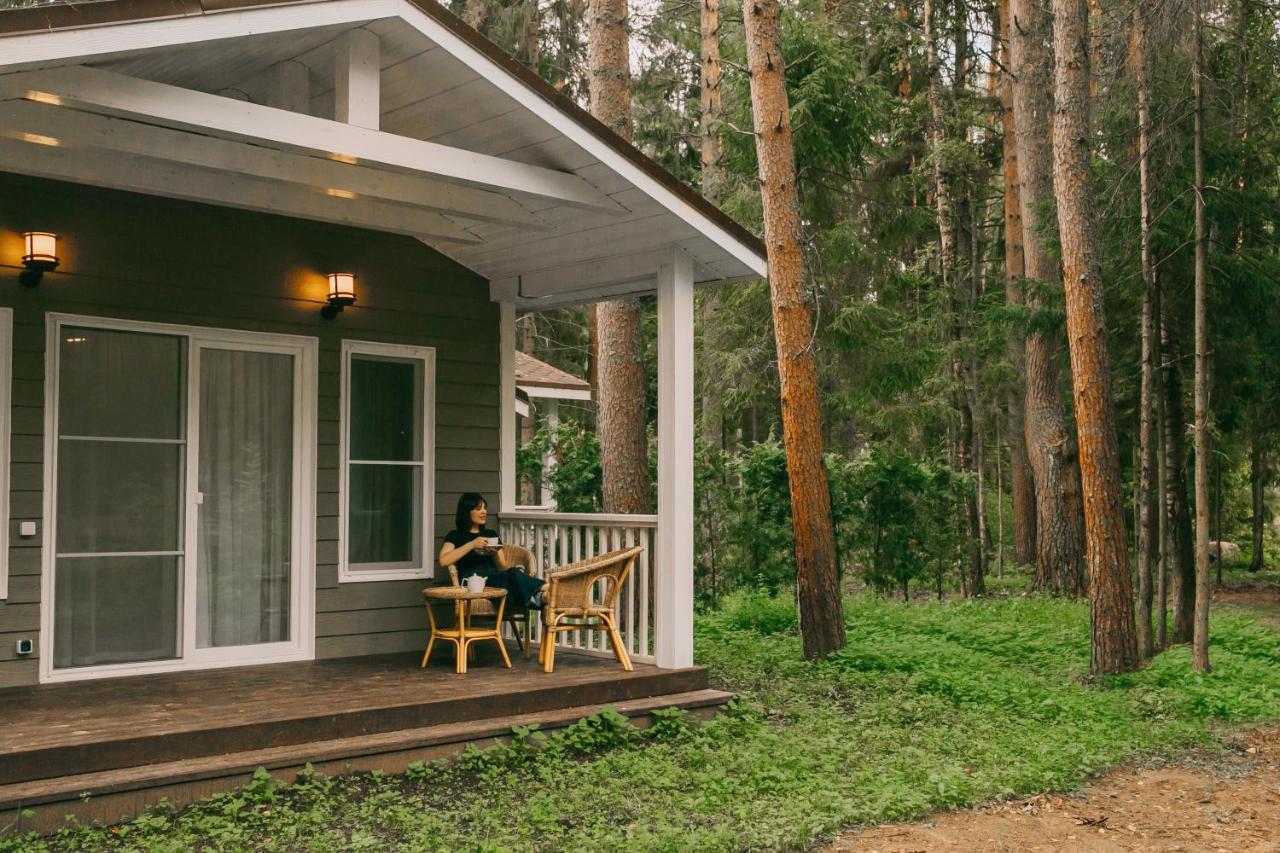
[499,510,657,665]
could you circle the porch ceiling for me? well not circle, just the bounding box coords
[0,0,767,307]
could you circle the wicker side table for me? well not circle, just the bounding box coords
[421,586,511,674]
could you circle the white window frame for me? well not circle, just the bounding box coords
[0,308,11,601]
[38,313,318,684]
[338,340,435,583]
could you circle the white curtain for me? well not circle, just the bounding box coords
[196,349,293,648]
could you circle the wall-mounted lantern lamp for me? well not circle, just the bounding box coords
[20,232,59,286]
[322,272,357,318]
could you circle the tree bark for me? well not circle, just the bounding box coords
[698,0,725,450]
[1051,0,1138,673]
[588,0,650,514]
[1133,0,1157,659]
[1191,0,1211,673]
[1156,323,1169,648]
[1162,317,1197,643]
[743,0,845,659]
[1251,435,1266,572]
[1011,0,1086,596]
[999,0,1037,568]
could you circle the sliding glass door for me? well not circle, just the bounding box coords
[47,318,314,679]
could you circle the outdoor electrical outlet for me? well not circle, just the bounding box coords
[18,521,36,537]
[15,639,33,656]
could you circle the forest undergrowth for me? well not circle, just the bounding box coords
[7,591,1280,852]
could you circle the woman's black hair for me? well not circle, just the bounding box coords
[454,492,487,533]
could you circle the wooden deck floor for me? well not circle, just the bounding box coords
[0,647,710,786]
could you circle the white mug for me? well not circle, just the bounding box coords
[486,536,501,549]
[466,574,486,593]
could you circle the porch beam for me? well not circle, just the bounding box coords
[654,249,695,669]
[498,301,518,514]
[0,136,482,244]
[490,249,717,308]
[334,28,380,129]
[0,101,549,229]
[0,66,626,214]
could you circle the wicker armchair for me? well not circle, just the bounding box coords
[539,546,644,674]
[443,543,538,658]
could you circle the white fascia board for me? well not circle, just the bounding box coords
[395,0,767,280]
[0,65,622,213]
[0,0,399,69]
[518,385,591,401]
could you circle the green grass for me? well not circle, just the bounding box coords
[7,593,1280,852]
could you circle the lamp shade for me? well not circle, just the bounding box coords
[22,232,58,265]
[327,272,356,303]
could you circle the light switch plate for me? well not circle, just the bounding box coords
[18,521,36,537]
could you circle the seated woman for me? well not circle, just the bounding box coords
[438,492,544,609]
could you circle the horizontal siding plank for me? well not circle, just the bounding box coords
[0,659,38,688]
[3,575,40,604]
[315,630,423,659]
[0,603,40,633]
[0,632,38,662]
[317,606,426,637]
[318,580,428,612]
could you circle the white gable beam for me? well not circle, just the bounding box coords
[0,65,625,214]
[0,101,549,229]
[267,60,311,114]
[334,28,380,128]
[0,136,482,244]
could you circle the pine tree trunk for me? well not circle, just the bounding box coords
[1051,0,1138,674]
[999,0,1037,568]
[698,0,725,450]
[1156,329,1169,648]
[743,0,845,659]
[1133,0,1157,659]
[1011,0,1086,596]
[588,0,650,514]
[1251,435,1266,572]
[925,0,954,289]
[1162,318,1197,642]
[1191,0,1211,673]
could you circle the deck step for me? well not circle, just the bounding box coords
[4,664,709,785]
[0,689,732,824]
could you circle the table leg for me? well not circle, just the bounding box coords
[455,600,467,674]
[494,593,512,668]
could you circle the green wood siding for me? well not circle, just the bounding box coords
[0,172,499,686]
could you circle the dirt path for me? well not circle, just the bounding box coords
[830,728,1280,852]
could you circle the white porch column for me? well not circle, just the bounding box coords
[499,301,517,513]
[335,28,380,129]
[655,249,695,668]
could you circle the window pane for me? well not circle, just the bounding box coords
[56,440,182,553]
[197,349,294,648]
[58,328,185,439]
[349,357,422,461]
[54,556,179,669]
[349,464,421,566]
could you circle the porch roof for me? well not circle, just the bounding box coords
[0,0,767,307]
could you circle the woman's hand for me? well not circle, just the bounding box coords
[471,536,493,553]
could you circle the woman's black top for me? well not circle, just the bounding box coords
[443,528,500,577]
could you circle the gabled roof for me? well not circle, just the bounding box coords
[514,350,589,393]
[0,0,767,304]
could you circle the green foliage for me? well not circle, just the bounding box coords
[518,422,603,513]
[11,596,1279,852]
